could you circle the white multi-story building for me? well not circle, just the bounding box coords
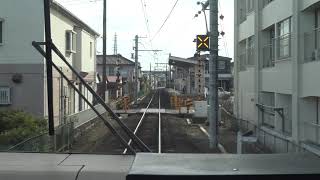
[0,0,99,126]
[234,0,320,154]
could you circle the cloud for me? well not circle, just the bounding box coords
[56,0,234,70]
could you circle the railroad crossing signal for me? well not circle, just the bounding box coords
[196,35,210,51]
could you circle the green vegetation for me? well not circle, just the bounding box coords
[0,110,47,148]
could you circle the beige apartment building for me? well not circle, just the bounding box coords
[234,0,320,155]
[0,0,99,126]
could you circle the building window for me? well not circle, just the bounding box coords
[109,67,115,76]
[66,30,76,53]
[262,26,275,68]
[0,87,11,105]
[218,61,226,70]
[247,0,254,13]
[277,18,291,59]
[258,92,275,129]
[90,42,93,58]
[239,0,247,23]
[0,19,3,45]
[247,36,255,66]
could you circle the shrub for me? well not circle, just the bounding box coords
[0,110,47,147]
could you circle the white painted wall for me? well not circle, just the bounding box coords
[301,61,320,97]
[80,31,95,73]
[261,0,293,30]
[51,8,75,67]
[261,61,292,94]
[238,68,255,122]
[0,0,44,64]
[239,13,255,42]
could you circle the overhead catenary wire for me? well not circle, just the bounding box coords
[139,0,158,62]
[218,1,229,57]
[151,0,179,41]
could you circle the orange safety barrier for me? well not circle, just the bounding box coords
[123,96,130,112]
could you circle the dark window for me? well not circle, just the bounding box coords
[109,67,115,75]
[66,30,76,53]
[218,61,226,70]
[0,20,3,44]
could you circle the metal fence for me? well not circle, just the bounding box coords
[7,122,74,153]
[221,108,313,155]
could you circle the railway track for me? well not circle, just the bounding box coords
[72,88,212,154]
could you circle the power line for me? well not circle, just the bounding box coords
[151,0,179,41]
[218,1,229,57]
[140,0,151,39]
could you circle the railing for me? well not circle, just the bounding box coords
[238,48,255,72]
[275,33,291,60]
[221,108,314,155]
[262,43,275,68]
[303,121,320,146]
[304,28,320,63]
[239,53,246,71]
[7,122,74,152]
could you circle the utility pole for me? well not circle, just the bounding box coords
[102,0,107,101]
[208,0,219,149]
[44,0,54,135]
[134,35,139,100]
[133,35,162,100]
[149,63,152,90]
[113,33,117,55]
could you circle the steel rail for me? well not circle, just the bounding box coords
[123,91,156,154]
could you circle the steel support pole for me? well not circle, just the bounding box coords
[102,0,107,101]
[44,0,54,135]
[49,43,151,152]
[135,35,139,100]
[32,42,137,154]
[208,0,219,149]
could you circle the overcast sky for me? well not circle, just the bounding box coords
[56,0,234,71]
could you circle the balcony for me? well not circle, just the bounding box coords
[262,33,291,68]
[304,28,320,63]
